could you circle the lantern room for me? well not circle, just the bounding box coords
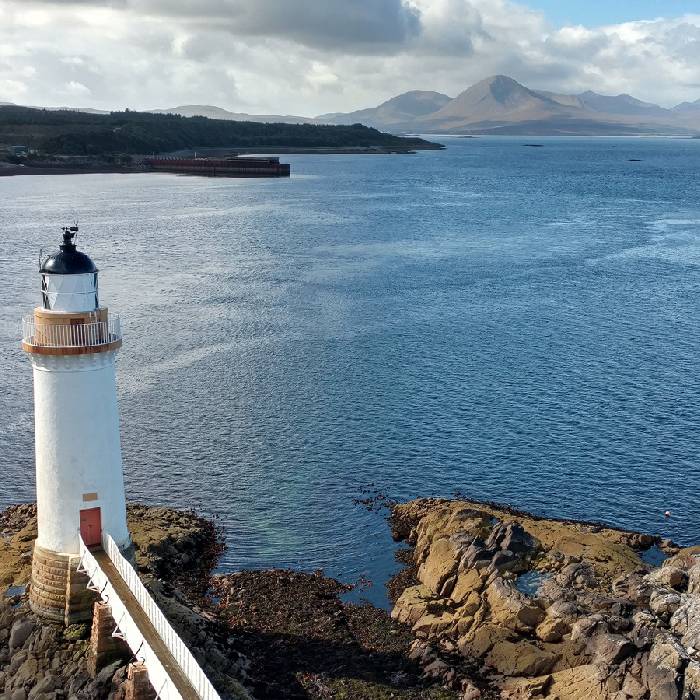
[39,226,99,312]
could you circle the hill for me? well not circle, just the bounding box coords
[150,105,317,124]
[317,91,452,130]
[0,106,441,156]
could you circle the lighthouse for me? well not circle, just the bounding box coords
[21,226,131,623]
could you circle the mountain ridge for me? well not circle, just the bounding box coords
[3,76,699,135]
[320,75,700,135]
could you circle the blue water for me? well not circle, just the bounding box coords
[1,136,699,607]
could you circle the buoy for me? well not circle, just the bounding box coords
[664,511,671,518]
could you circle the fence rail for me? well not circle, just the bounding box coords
[102,534,221,700]
[78,535,221,700]
[78,539,181,700]
[22,315,121,348]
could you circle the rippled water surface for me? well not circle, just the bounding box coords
[1,137,699,606]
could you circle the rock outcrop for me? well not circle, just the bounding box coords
[390,498,699,700]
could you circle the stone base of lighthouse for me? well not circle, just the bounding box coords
[29,544,98,625]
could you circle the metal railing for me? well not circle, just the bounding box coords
[102,534,221,700]
[22,315,121,348]
[78,538,180,700]
[78,534,221,700]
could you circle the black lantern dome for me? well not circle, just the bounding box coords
[40,227,98,275]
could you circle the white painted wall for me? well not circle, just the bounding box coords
[31,351,130,555]
[41,272,98,312]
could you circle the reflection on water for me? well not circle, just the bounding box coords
[1,136,699,607]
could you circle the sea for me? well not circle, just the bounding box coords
[1,136,699,607]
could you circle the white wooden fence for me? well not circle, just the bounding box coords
[78,535,221,700]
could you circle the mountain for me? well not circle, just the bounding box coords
[321,75,699,135]
[150,104,316,124]
[576,91,671,118]
[317,91,452,130]
[417,76,695,134]
[328,75,700,135]
[421,75,576,129]
[673,98,700,113]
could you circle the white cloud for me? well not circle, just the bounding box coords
[0,0,699,114]
[0,78,27,101]
[64,80,92,96]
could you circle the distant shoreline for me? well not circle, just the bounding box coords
[0,145,444,176]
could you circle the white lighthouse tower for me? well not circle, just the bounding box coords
[22,226,131,623]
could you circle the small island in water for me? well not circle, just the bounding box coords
[1,497,698,699]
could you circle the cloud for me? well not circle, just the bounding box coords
[0,0,699,114]
[64,80,91,95]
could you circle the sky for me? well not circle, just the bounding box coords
[1,1,700,115]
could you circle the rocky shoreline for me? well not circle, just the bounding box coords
[389,498,700,700]
[0,499,698,699]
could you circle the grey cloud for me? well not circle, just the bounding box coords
[24,0,423,53]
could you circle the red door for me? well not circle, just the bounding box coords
[80,507,102,547]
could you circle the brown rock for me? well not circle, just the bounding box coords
[649,635,688,672]
[536,617,571,643]
[412,611,456,638]
[486,640,559,676]
[485,578,545,631]
[418,537,459,595]
[458,623,515,657]
[646,566,688,591]
[686,565,700,596]
[650,590,682,620]
[622,672,646,699]
[586,632,635,666]
[546,664,607,700]
[684,660,700,700]
[546,600,580,622]
[391,584,434,625]
[670,597,700,650]
[461,680,482,700]
[451,568,484,604]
